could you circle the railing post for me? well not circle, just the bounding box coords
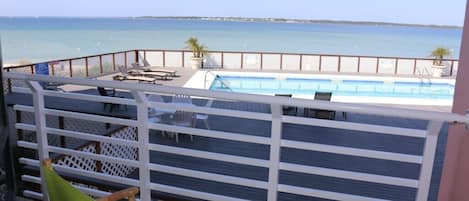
[135,50,139,65]
[241,53,244,69]
[267,104,282,201]
[337,56,341,72]
[260,53,264,70]
[85,58,89,77]
[99,55,103,74]
[112,54,116,72]
[413,59,418,75]
[124,51,128,67]
[416,121,443,201]
[69,60,73,77]
[26,81,50,200]
[162,50,166,67]
[131,91,151,201]
[50,63,55,76]
[181,51,184,68]
[357,56,361,73]
[394,58,399,75]
[221,51,224,69]
[279,53,283,70]
[318,55,322,72]
[299,54,303,71]
[450,60,455,76]
[376,58,380,74]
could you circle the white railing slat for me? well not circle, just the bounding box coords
[149,183,248,201]
[23,190,43,200]
[415,121,444,201]
[14,105,137,126]
[280,162,419,188]
[148,163,268,189]
[15,123,139,147]
[19,158,140,186]
[148,122,271,145]
[148,143,270,167]
[283,115,427,138]
[149,101,272,121]
[17,141,139,167]
[45,90,137,106]
[278,184,390,201]
[21,175,112,198]
[282,139,422,164]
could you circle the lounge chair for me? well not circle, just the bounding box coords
[124,64,171,80]
[275,94,298,116]
[127,69,171,80]
[115,66,157,83]
[132,62,177,77]
[305,92,336,120]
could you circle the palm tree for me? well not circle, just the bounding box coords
[431,47,451,66]
[185,37,208,58]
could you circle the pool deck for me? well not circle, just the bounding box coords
[77,67,452,112]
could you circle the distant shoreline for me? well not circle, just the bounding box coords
[136,16,462,29]
[0,16,462,29]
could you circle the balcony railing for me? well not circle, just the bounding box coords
[2,49,458,93]
[4,72,468,201]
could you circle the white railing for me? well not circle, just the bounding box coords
[4,72,469,201]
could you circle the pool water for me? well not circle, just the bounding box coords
[209,76,455,99]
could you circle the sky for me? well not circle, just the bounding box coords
[0,0,467,26]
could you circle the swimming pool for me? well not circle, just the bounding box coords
[183,71,455,106]
[209,75,454,100]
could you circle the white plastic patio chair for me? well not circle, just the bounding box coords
[195,99,213,129]
[170,94,195,142]
[147,94,171,123]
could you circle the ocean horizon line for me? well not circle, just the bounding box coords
[0,16,462,29]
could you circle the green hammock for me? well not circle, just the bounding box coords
[43,160,95,201]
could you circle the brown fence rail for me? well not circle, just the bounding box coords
[138,49,458,76]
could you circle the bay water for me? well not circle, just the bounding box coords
[0,17,462,63]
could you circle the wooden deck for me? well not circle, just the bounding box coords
[6,88,447,201]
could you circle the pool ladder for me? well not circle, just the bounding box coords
[417,68,432,85]
[204,70,232,91]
